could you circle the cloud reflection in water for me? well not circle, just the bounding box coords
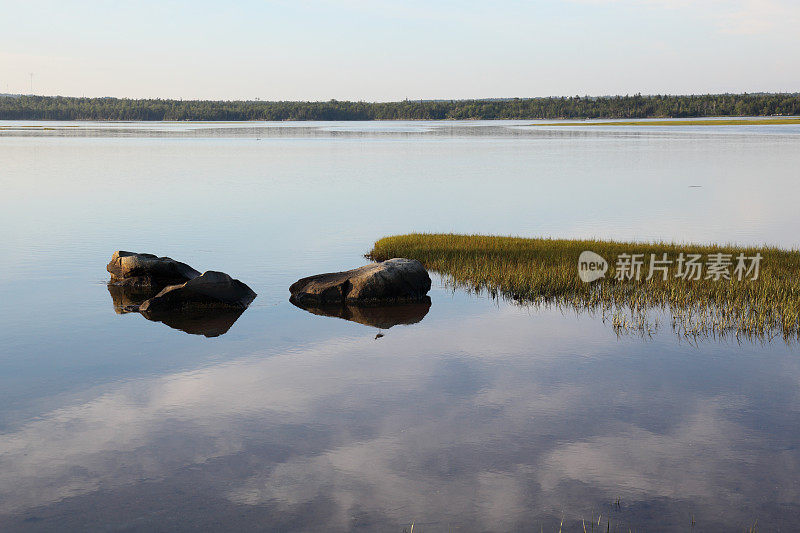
[0,307,798,530]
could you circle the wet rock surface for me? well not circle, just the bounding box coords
[138,271,257,316]
[107,276,253,338]
[106,251,200,289]
[107,253,256,337]
[290,258,431,305]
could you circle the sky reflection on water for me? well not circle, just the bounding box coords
[1,300,798,530]
[1,121,799,531]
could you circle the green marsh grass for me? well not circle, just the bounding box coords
[369,234,800,341]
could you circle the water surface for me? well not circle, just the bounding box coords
[1,120,799,531]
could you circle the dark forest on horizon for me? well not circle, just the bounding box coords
[1,93,798,121]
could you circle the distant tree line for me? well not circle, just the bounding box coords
[1,93,798,121]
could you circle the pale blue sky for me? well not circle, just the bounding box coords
[1,0,798,100]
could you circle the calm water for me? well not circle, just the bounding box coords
[1,120,799,531]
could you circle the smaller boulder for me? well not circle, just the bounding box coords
[290,258,431,305]
[139,271,257,317]
[107,251,200,289]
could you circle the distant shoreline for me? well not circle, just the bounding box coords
[1,93,798,122]
[531,117,800,126]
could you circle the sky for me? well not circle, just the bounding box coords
[0,0,798,101]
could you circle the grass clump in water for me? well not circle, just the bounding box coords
[368,233,800,341]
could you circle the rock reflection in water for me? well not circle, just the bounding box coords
[290,296,431,329]
[107,283,155,314]
[107,284,245,337]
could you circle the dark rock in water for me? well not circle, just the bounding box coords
[107,251,200,289]
[107,275,253,337]
[105,252,256,337]
[139,271,257,316]
[289,258,431,305]
[291,297,431,329]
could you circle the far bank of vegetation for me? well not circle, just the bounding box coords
[0,93,798,121]
[369,234,800,340]
[536,117,800,126]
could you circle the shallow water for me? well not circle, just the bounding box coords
[1,120,799,531]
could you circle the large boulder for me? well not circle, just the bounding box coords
[107,251,200,289]
[139,271,257,317]
[107,279,249,337]
[290,258,431,305]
